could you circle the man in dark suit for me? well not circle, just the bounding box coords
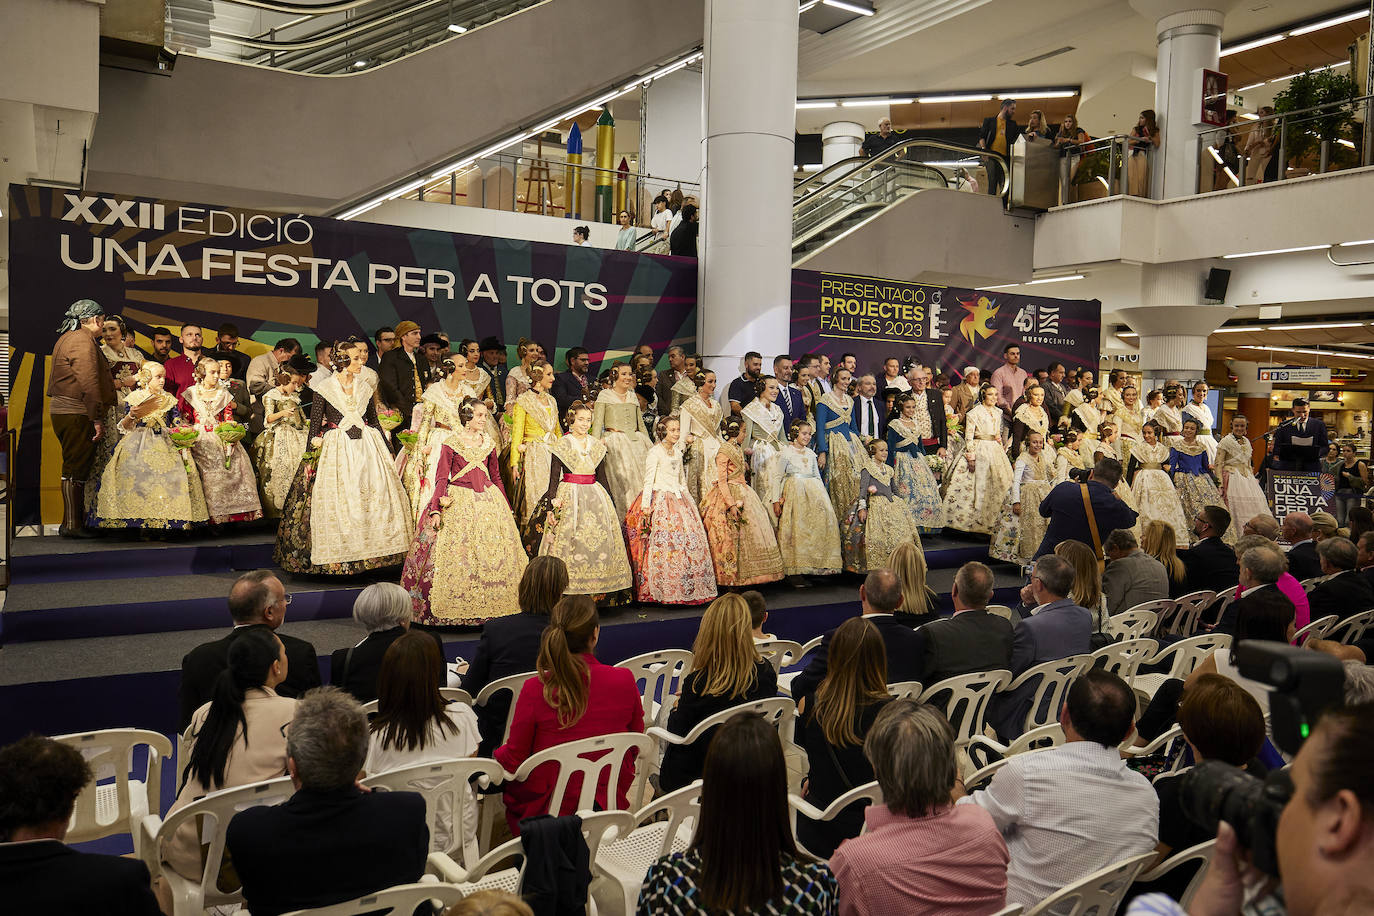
[976,98,1021,197]
[0,736,162,914]
[226,689,428,916]
[774,354,805,434]
[655,346,688,417]
[1181,504,1240,594]
[552,347,593,422]
[1309,537,1374,620]
[909,562,1015,686]
[1357,531,1374,593]
[377,320,424,419]
[1035,458,1138,559]
[852,373,886,442]
[1271,398,1329,471]
[1282,512,1323,581]
[789,569,923,702]
[179,570,321,732]
[461,608,549,755]
[330,583,445,705]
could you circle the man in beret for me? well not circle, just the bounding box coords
[47,299,115,537]
[378,320,425,426]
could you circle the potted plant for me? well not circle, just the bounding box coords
[1272,69,1360,175]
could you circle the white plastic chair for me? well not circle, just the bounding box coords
[1122,723,1185,762]
[504,732,652,825]
[1300,576,1325,594]
[644,697,796,800]
[474,672,537,746]
[1135,634,1231,698]
[138,776,295,916]
[886,680,924,700]
[1090,638,1158,684]
[361,688,473,717]
[990,907,1024,916]
[986,604,1014,620]
[279,880,465,915]
[755,638,806,674]
[1104,606,1163,640]
[1292,614,1339,646]
[777,635,825,696]
[967,722,1067,769]
[964,757,1009,791]
[592,781,702,916]
[429,809,634,909]
[54,728,172,857]
[362,757,505,868]
[999,655,1092,737]
[616,649,693,728]
[1331,608,1374,645]
[1169,590,1218,637]
[918,669,1013,746]
[1136,839,1216,909]
[786,780,883,859]
[1023,851,1156,916]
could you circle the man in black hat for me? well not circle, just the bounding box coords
[47,299,115,537]
[478,336,508,414]
[418,334,446,389]
[1272,398,1328,472]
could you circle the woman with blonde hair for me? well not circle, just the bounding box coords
[658,593,778,791]
[504,337,541,408]
[1054,539,1107,632]
[445,891,533,916]
[888,541,939,626]
[494,596,643,834]
[797,616,891,857]
[1142,519,1189,598]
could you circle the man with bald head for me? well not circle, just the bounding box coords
[1282,511,1322,581]
[910,562,1015,686]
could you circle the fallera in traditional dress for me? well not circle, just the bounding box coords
[1184,401,1219,465]
[742,399,786,508]
[622,442,716,605]
[1154,403,1184,443]
[508,390,562,525]
[941,404,1014,535]
[401,430,526,625]
[1010,403,1050,461]
[92,390,209,530]
[772,444,842,576]
[253,388,307,517]
[842,460,922,573]
[1115,402,1145,464]
[668,375,696,415]
[274,374,413,574]
[815,391,862,521]
[1127,440,1191,546]
[399,382,469,527]
[179,383,263,524]
[1170,441,1235,546]
[535,434,634,597]
[699,440,785,587]
[1217,434,1268,539]
[592,390,652,519]
[885,417,945,530]
[679,394,722,504]
[455,367,503,445]
[991,449,1055,565]
[1090,437,1144,538]
[84,341,145,523]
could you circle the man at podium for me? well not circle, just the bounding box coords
[1272,398,1329,472]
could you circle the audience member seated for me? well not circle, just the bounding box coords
[226,687,429,916]
[831,700,1008,916]
[1213,544,1294,640]
[0,737,162,914]
[365,630,481,849]
[1103,528,1170,615]
[1055,539,1108,632]
[1308,537,1374,621]
[1224,534,1310,632]
[1358,531,1374,592]
[796,617,892,858]
[330,583,443,705]
[446,890,535,916]
[910,562,1015,687]
[957,669,1159,910]
[1142,520,1190,599]
[1282,511,1322,581]
[889,541,941,628]
[462,557,568,754]
[638,713,838,915]
[744,590,776,642]
[659,594,779,792]
[164,628,294,885]
[494,596,643,834]
[1181,505,1239,594]
[178,568,320,731]
[791,569,922,701]
[1311,510,1341,542]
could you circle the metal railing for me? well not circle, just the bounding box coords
[1195,94,1373,194]
[1054,134,1151,203]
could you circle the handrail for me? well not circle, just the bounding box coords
[793,137,1004,209]
[1211,92,1374,131]
[217,0,388,13]
[211,0,458,52]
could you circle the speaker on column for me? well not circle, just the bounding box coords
[1204,268,1231,302]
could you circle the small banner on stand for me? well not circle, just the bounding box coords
[1267,471,1334,531]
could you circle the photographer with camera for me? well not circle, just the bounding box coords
[1034,457,1139,560]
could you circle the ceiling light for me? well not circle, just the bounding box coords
[352,59,367,68]
[1223,166,1240,186]
[1207,145,1224,165]
[1214,326,1262,333]
[842,98,912,107]
[1116,331,1138,338]
[1337,139,1356,148]
[1222,244,1332,259]
[1288,9,1368,36]
[1238,82,1266,91]
[799,163,825,171]
[1338,239,1374,247]
[1239,112,1259,120]
[1026,274,1084,285]
[799,0,821,11]
[918,93,993,103]
[997,90,1077,99]
[796,100,838,109]
[1269,322,1365,331]
[1221,34,1283,57]
[1238,344,1374,361]
[447,23,467,33]
[822,0,876,15]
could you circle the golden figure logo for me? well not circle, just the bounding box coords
[958,295,1000,345]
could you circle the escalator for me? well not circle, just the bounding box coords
[87,0,703,215]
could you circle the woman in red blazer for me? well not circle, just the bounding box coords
[495,595,644,833]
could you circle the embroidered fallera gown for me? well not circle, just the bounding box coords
[941,404,1014,535]
[92,390,209,529]
[253,388,307,516]
[1127,439,1191,545]
[1184,400,1219,465]
[622,442,717,605]
[180,383,263,524]
[699,440,785,587]
[1010,403,1050,461]
[508,390,562,524]
[401,430,526,625]
[592,389,652,519]
[1170,440,1235,546]
[1217,434,1268,539]
[742,398,786,508]
[399,381,469,526]
[1115,401,1145,464]
[885,417,945,530]
[991,448,1055,565]
[85,341,145,522]
[814,390,862,520]
[536,434,634,597]
[842,458,922,573]
[772,444,843,576]
[274,373,413,574]
[456,366,503,444]
[679,394,722,503]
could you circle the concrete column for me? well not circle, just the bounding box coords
[821,121,864,167]
[1231,359,1273,469]
[698,0,798,385]
[1118,263,1234,389]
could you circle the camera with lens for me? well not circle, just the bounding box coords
[1178,643,1344,876]
[1066,465,1091,483]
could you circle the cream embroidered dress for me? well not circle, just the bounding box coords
[623,442,717,605]
[815,390,862,520]
[93,390,209,529]
[401,381,468,526]
[773,444,842,576]
[941,404,1015,534]
[1115,400,1145,463]
[679,394,722,503]
[1217,434,1268,539]
[668,375,696,415]
[508,390,561,524]
[1128,439,1190,545]
[1183,400,1219,465]
[1154,404,1184,442]
[699,440,785,587]
[885,417,945,530]
[456,366,503,444]
[537,434,634,596]
[742,398,786,507]
[591,389,652,519]
[842,457,922,573]
[254,388,307,516]
[181,383,263,524]
[991,449,1055,565]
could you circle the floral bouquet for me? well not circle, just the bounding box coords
[925,453,947,479]
[167,426,200,450]
[395,430,420,452]
[728,500,748,530]
[377,407,404,432]
[212,421,248,469]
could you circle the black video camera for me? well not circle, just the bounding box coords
[1178,643,1345,877]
